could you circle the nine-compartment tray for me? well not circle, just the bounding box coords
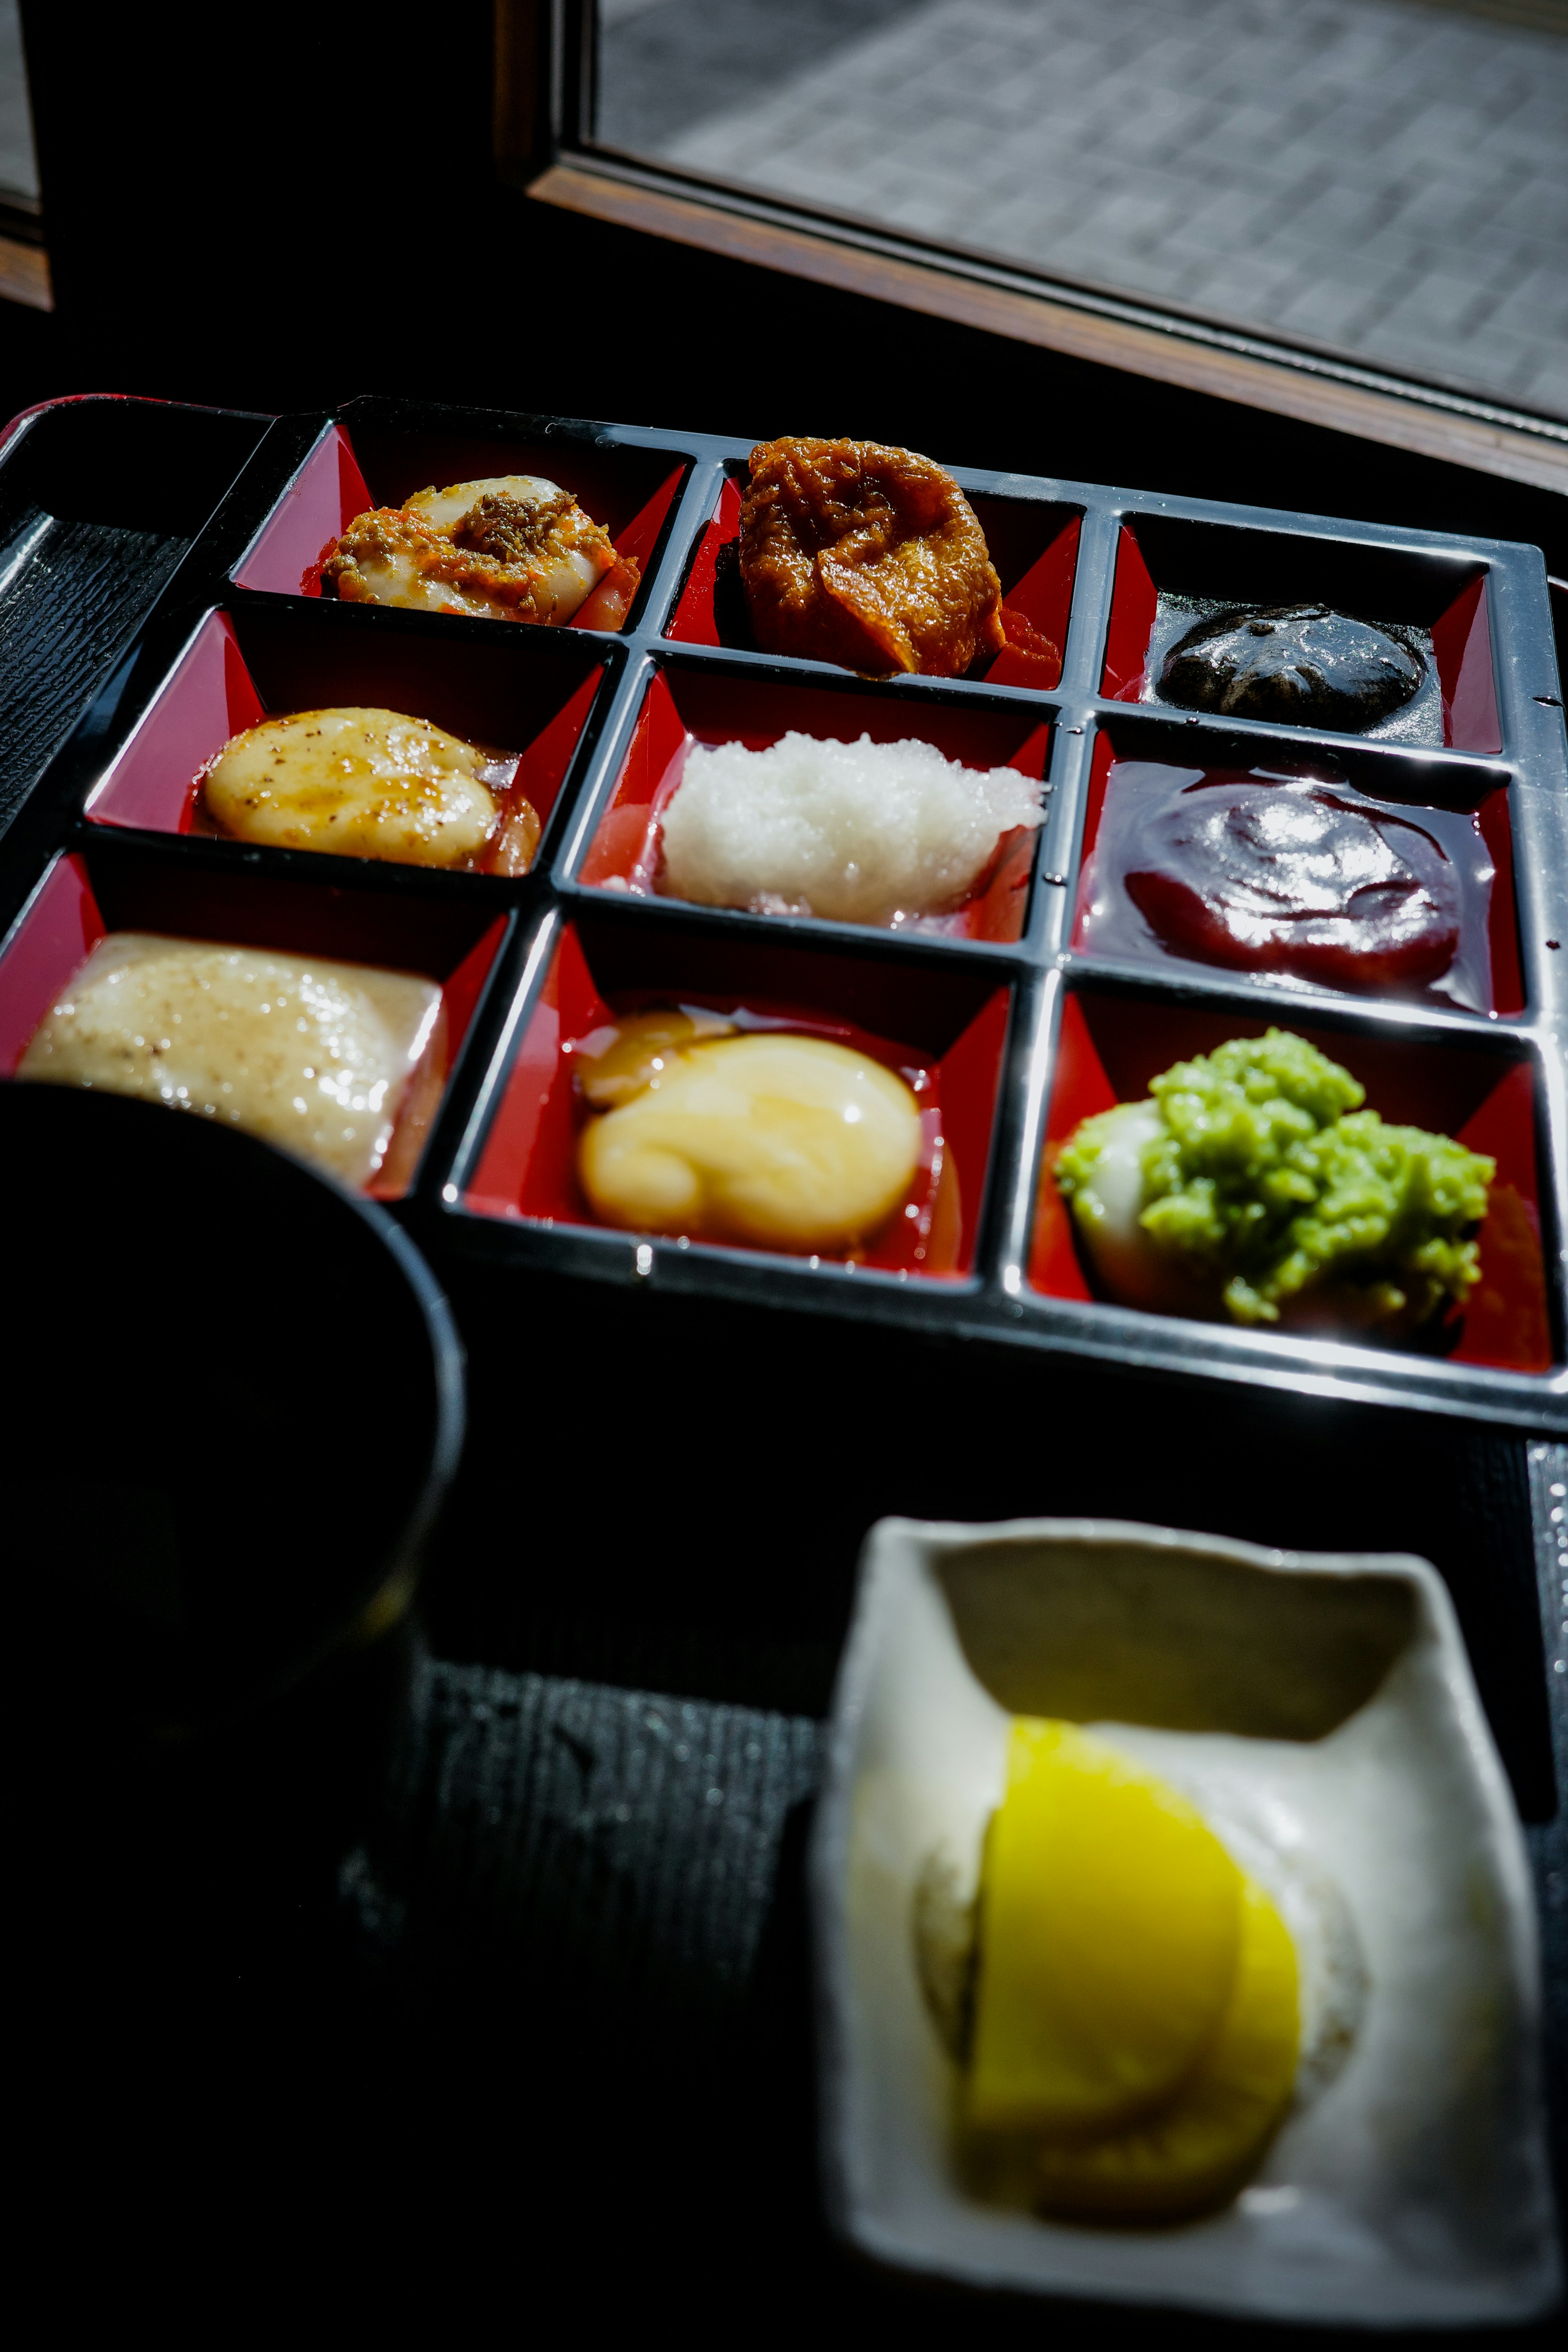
[2,393,1566,1437]
[2,391,1565,2319]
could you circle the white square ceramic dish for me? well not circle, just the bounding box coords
[811,1517,1561,2327]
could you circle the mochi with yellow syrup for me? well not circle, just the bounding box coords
[947,1718,1300,2223]
[18,932,444,1188]
[575,1022,922,1252]
[202,708,508,869]
[574,1008,738,1110]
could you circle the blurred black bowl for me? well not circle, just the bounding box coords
[3,1080,465,1933]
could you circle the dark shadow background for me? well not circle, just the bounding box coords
[6,4,1565,2337]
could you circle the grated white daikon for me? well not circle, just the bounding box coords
[658,731,1044,927]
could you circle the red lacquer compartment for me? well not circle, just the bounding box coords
[83,603,606,873]
[232,420,687,632]
[577,662,1051,942]
[666,468,1080,690]
[1101,514,1501,754]
[0,846,508,1199]
[465,911,1011,1279]
[1071,717,1522,1015]
[1029,987,1552,1373]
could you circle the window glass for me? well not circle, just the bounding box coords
[595,0,1568,421]
[0,0,38,207]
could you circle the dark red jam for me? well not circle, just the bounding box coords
[1076,762,1497,1009]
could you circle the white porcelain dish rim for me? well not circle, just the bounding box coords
[810,1514,1561,2327]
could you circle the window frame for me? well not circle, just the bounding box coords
[498,0,1568,497]
[0,0,47,313]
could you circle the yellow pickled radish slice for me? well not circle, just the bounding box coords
[967,1720,1243,2135]
[1032,1876,1300,2221]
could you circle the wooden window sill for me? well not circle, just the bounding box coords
[0,232,51,313]
[530,160,1568,499]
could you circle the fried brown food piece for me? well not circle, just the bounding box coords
[739,437,1006,677]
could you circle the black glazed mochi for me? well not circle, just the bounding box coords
[1158,604,1426,732]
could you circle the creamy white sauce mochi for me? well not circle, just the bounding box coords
[19,933,443,1187]
[658,731,1044,926]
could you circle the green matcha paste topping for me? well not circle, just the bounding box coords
[1056,1028,1494,1330]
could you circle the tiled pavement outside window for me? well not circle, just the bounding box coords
[599,0,1568,420]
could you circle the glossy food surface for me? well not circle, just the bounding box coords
[202,706,504,869]
[739,438,1004,677]
[323,474,626,626]
[576,1025,923,1251]
[1078,764,1495,1004]
[1158,604,1425,731]
[18,931,443,1186]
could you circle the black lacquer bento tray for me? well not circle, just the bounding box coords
[6,390,1561,1430]
[2,394,1566,2317]
[4,391,1565,1433]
